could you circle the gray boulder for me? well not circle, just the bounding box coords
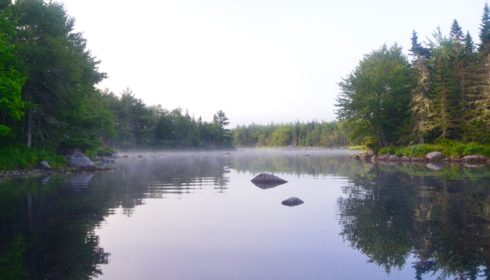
[463,155,487,163]
[39,160,51,170]
[426,151,444,161]
[66,151,95,169]
[281,197,304,207]
[251,173,287,189]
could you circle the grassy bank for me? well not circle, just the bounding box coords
[0,146,66,171]
[379,141,490,158]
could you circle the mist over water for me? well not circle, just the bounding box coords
[0,149,489,279]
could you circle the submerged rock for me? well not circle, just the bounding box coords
[426,152,444,161]
[251,173,287,189]
[66,151,95,169]
[281,197,304,207]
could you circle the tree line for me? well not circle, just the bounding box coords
[232,121,348,147]
[0,0,232,154]
[337,5,490,152]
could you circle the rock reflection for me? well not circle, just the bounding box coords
[338,163,490,279]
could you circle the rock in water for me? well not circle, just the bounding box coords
[66,151,95,169]
[281,197,304,207]
[425,151,444,161]
[251,173,287,189]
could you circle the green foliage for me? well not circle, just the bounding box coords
[0,12,25,139]
[341,6,490,149]
[337,44,413,148]
[0,124,11,136]
[0,146,66,170]
[232,121,348,147]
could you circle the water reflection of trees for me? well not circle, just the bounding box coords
[230,150,366,177]
[338,163,490,279]
[0,176,110,280]
[0,153,231,279]
[1,152,489,279]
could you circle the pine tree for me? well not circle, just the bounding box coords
[479,3,490,53]
[450,20,467,138]
[409,31,434,143]
[474,4,490,143]
[429,30,460,140]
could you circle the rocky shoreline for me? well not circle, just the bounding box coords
[354,152,488,165]
[0,151,117,179]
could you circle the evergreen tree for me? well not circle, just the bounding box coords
[409,31,434,143]
[474,4,490,143]
[479,3,490,53]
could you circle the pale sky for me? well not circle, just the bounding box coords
[59,0,483,126]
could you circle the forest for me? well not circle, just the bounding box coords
[1,0,490,170]
[232,121,348,147]
[0,0,232,164]
[337,5,490,152]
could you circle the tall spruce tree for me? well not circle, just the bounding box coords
[409,31,434,143]
[475,4,490,142]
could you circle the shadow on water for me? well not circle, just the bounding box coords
[0,150,488,279]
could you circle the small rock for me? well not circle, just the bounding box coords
[39,160,51,170]
[463,155,488,163]
[281,197,304,207]
[400,156,411,161]
[388,155,400,161]
[426,152,444,161]
[377,155,388,161]
[411,157,425,162]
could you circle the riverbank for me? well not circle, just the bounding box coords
[0,146,117,178]
[354,142,490,164]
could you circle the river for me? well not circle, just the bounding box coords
[0,149,489,279]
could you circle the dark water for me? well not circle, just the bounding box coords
[1,149,489,280]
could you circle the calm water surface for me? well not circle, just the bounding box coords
[1,149,489,279]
